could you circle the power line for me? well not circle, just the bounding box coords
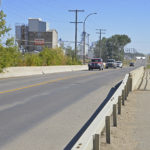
[68,9,84,58]
[96,29,106,58]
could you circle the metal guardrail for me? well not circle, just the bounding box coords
[71,73,131,150]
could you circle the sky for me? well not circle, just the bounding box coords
[1,0,150,54]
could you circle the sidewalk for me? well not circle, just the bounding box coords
[101,69,150,150]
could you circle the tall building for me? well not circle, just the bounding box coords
[28,18,49,32]
[15,18,57,52]
[15,24,28,52]
[28,30,58,52]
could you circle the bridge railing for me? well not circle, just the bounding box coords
[71,73,130,150]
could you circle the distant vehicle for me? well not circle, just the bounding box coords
[33,50,40,53]
[88,58,104,70]
[116,61,123,68]
[136,56,141,60]
[129,62,134,66]
[106,59,117,69]
[136,56,146,60]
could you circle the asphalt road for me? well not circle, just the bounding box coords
[0,60,145,150]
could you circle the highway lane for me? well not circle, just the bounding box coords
[0,61,144,150]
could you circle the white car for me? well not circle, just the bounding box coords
[116,61,123,68]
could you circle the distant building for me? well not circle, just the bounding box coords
[28,18,49,32]
[15,18,58,52]
[28,30,58,52]
[88,42,96,58]
[15,24,28,52]
[78,32,89,58]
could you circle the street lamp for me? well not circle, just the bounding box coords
[83,13,97,64]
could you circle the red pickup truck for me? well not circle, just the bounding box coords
[88,58,104,71]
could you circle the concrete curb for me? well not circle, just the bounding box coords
[0,65,88,79]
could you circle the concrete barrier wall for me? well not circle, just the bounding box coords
[129,66,144,91]
[0,65,88,79]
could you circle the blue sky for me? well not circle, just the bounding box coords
[2,0,150,54]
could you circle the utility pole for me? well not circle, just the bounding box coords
[69,9,84,59]
[96,29,106,58]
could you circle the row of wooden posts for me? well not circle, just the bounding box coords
[93,76,132,150]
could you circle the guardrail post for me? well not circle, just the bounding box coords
[93,134,100,150]
[105,116,110,144]
[125,85,127,100]
[122,89,125,105]
[129,77,132,92]
[127,78,130,96]
[127,79,129,96]
[113,104,117,127]
[118,96,121,115]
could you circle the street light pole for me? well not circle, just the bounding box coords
[83,13,97,64]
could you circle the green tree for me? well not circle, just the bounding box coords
[94,34,131,61]
[5,37,14,47]
[0,46,21,68]
[0,11,21,72]
[23,53,42,66]
[39,48,66,65]
[0,10,11,42]
[65,46,75,59]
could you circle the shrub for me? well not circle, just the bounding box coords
[0,46,82,70]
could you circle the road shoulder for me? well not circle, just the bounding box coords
[100,90,150,150]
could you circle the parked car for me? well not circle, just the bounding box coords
[88,58,104,70]
[106,59,117,68]
[129,62,134,66]
[116,61,123,68]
